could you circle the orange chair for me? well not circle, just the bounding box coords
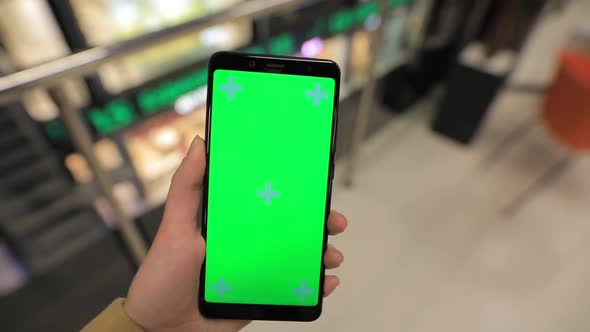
[543,50,590,152]
[503,50,590,216]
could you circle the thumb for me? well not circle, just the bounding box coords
[160,135,206,233]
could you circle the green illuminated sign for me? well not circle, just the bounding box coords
[44,121,67,142]
[243,45,266,54]
[329,8,356,34]
[391,0,412,6]
[138,68,208,114]
[306,19,327,39]
[268,33,296,55]
[327,0,413,35]
[87,100,136,134]
[356,2,379,23]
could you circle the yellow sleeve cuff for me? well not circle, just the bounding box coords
[82,298,144,332]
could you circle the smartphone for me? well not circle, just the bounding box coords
[198,52,340,321]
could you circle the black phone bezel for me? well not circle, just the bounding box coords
[198,51,340,322]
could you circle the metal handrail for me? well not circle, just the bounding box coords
[0,0,312,105]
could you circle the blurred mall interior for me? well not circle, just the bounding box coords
[1,0,590,330]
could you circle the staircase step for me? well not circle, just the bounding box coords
[0,159,55,189]
[0,178,72,218]
[0,113,12,126]
[0,131,25,148]
[0,149,37,171]
[22,210,105,274]
[21,177,71,200]
[0,196,79,238]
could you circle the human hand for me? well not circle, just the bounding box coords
[124,136,348,332]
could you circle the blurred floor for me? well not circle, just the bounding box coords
[245,88,590,332]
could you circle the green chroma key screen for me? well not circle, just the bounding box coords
[204,69,336,306]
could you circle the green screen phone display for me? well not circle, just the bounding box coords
[204,69,336,306]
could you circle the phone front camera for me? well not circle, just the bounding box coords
[249,61,256,68]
